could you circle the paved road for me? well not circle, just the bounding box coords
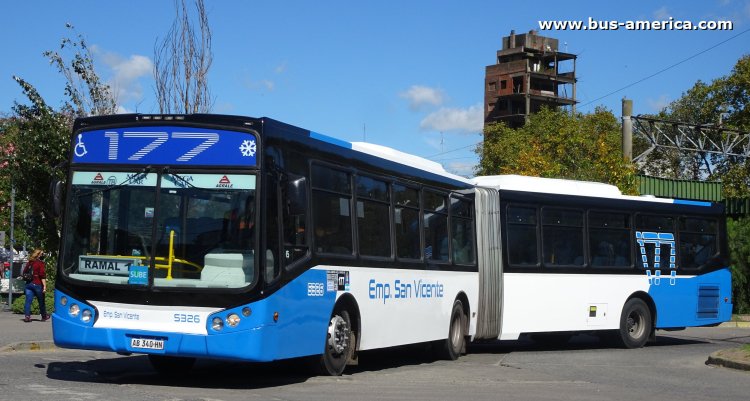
[1,314,749,401]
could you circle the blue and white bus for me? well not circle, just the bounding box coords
[469,175,732,347]
[53,114,479,375]
[52,114,732,376]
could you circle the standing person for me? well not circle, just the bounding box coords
[21,248,49,323]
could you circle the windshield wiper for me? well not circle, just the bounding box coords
[163,171,196,189]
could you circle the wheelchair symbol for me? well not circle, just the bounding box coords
[74,134,88,157]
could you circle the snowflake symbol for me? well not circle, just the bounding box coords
[239,139,257,157]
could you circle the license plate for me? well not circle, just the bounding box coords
[130,338,164,350]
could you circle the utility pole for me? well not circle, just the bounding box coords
[622,97,633,161]
[6,185,15,310]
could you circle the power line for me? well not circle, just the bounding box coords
[426,27,750,162]
[423,142,480,159]
[580,27,750,108]
[432,156,480,162]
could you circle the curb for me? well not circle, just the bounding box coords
[719,321,750,328]
[706,350,750,371]
[0,341,58,353]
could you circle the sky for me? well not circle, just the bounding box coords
[1,1,749,177]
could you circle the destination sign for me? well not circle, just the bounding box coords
[72,126,258,166]
[79,255,140,276]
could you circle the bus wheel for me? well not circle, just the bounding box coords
[439,300,466,360]
[320,308,354,376]
[148,355,195,376]
[618,298,652,349]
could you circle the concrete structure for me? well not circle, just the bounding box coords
[484,30,577,128]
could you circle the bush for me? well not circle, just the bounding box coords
[11,291,55,315]
[727,217,750,314]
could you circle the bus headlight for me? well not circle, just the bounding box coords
[212,317,224,331]
[226,313,240,328]
[81,309,92,323]
[69,304,80,317]
[242,307,252,317]
[60,296,68,306]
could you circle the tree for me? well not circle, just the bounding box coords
[727,217,750,314]
[476,107,638,194]
[154,0,213,114]
[3,81,70,252]
[640,55,750,182]
[648,54,750,314]
[2,26,117,252]
[43,24,117,117]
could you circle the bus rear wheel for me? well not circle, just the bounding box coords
[319,308,355,376]
[617,298,652,349]
[439,300,466,360]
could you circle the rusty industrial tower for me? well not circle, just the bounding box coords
[484,30,577,129]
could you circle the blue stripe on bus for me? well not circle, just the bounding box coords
[52,269,336,362]
[648,267,732,328]
[672,199,713,207]
[309,131,352,149]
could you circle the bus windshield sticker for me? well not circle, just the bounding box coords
[161,174,256,190]
[326,270,350,292]
[72,171,157,187]
[72,126,257,166]
[128,263,148,285]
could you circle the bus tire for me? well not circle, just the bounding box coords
[148,355,195,376]
[319,308,354,376]
[617,298,652,349]
[439,300,466,360]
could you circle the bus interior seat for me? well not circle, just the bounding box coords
[201,252,254,286]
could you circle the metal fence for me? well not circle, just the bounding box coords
[636,175,749,217]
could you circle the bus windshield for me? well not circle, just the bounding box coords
[60,171,257,290]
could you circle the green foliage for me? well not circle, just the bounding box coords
[644,55,750,180]
[2,25,117,253]
[6,82,71,252]
[476,107,638,194]
[727,217,750,314]
[11,291,55,315]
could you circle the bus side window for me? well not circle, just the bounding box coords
[679,217,717,269]
[283,174,309,270]
[507,205,538,267]
[450,196,475,265]
[589,211,632,268]
[311,165,353,255]
[265,173,281,283]
[542,208,584,267]
[424,190,448,263]
[636,214,676,270]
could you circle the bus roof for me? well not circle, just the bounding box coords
[472,175,715,207]
[306,129,473,184]
[472,175,623,197]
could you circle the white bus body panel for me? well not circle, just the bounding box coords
[315,266,478,351]
[498,273,651,340]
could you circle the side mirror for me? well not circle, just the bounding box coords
[49,180,64,218]
[286,175,307,216]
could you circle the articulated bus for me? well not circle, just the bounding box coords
[52,114,732,376]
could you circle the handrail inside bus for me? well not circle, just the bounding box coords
[167,229,175,280]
